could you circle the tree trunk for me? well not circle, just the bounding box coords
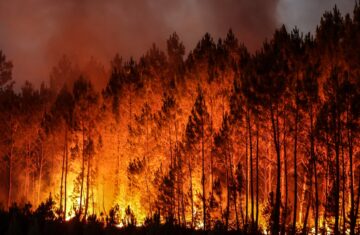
[225,147,230,230]
[282,111,288,235]
[310,110,319,235]
[176,152,181,225]
[347,107,355,235]
[292,101,299,233]
[353,174,360,235]
[145,112,153,216]
[270,106,281,235]
[323,127,331,232]
[210,98,214,201]
[84,136,91,219]
[201,114,206,230]
[234,181,240,231]
[239,189,244,227]
[256,127,259,229]
[299,180,305,224]
[175,121,186,226]
[341,137,346,235]
[25,141,30,201]
[247,110,254,225]
[64,127,68,219]
[113,130,120,201]
[334,107,341,235]
[245,128,248,225]
[188,157,194,229]
[301,175,312,235]
[79,121,85,217]
[169,126,173,168]
[229,151,236,232]
[7,137,14,209]
[313,153,319,235]
[37,141,44,206]
[176,139,181,225]
[60,132,66,216]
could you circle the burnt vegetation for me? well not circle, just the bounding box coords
[0,4,360,235]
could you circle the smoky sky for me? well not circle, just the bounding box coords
[278,0,354,33]
[0,0,354,87]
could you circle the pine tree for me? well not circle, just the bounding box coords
[185,85,210,230]
[50,85,74,218]
[72,76,99,218]
[254,26,289,234]
[213,113,234,230]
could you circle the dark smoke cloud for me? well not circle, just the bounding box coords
[0,0,281,87]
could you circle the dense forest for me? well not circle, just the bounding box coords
[0,4,360,235]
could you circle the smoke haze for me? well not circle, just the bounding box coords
[277,0,354,33]
[0,0,353,87]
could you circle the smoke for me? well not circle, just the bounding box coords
[277,0,354,34]
[0,0,281,87]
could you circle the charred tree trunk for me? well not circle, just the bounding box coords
[175,121,186,226]
[323,128,331,232]
[347,107,356,235]
[210,98,214,201]
[225,148,230,230]
[334,104,341,235]
[234,180,240,231]
[239,188,244,227]
[84,149,91,219]
[245,129,249,225]
[201,118,206,230]
[7,128,14,209]
[37,141,44,206]
[281,110,288,235]
[313,152,319,235]
[64,127,68,219]
[310,109,319,235]
[176,150,181,226]
[175,123,179,224]
[292,101,299,233]
[301,173,312,235]
[145,113,153,216]
[25,141,30,202]
[341,137,346,235]
[270,106,281,235]
[229,151,237,232]
[113,129,120,202]
[353,174,360,235]
[188,157,194,229]
[79,121,85,217]
[169,126,173,169]
[247,110,254,225]
[60,131,66,216]
[256,126,259,229]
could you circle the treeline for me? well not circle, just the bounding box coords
[0,196,230,235]
[0,4,359,235]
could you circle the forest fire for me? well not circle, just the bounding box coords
[0,2,359,235]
